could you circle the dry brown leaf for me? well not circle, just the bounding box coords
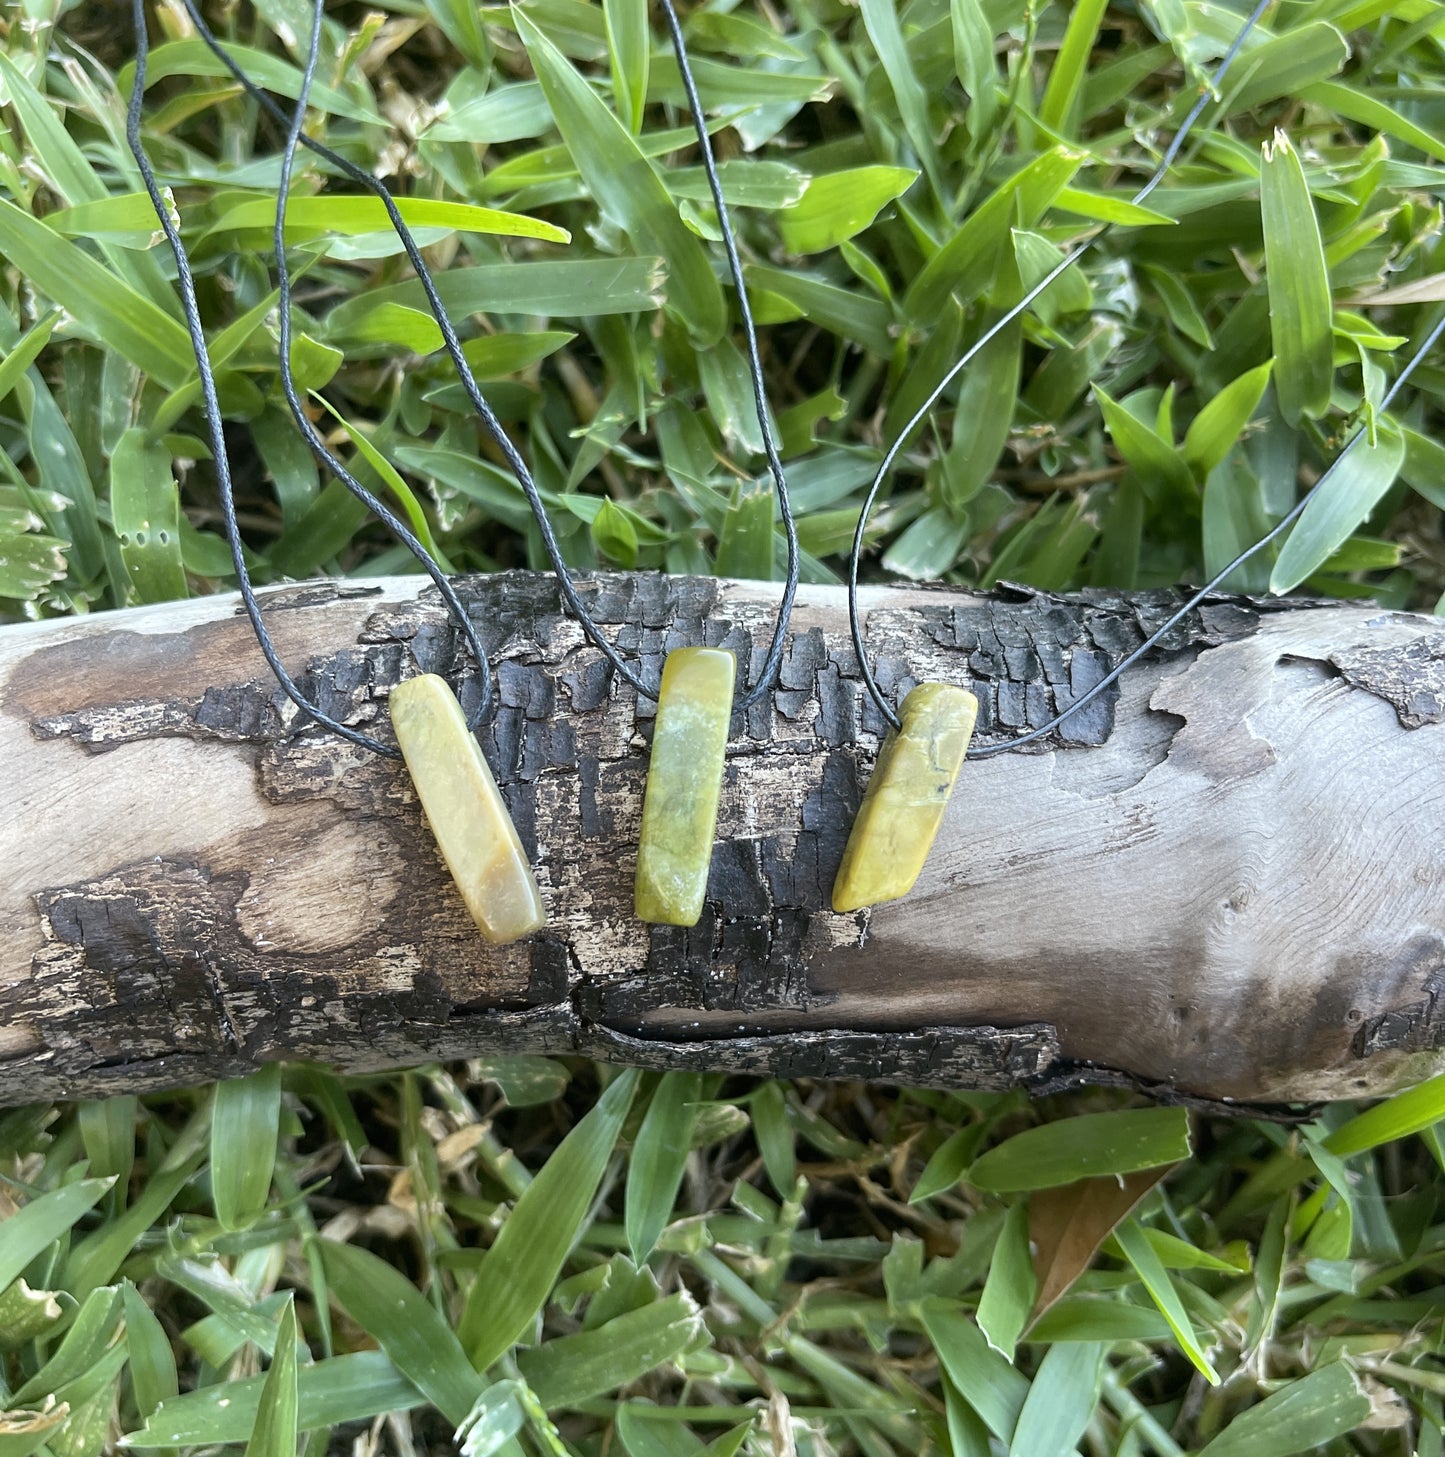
[1028,1165,1173,1321]
[0,1397,69,1438]
[1348,270,1445,307]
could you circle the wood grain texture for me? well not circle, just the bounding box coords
[1,571,1441,1109]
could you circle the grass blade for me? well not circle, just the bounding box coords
[1182,360,1274,481]
[18,374,110,589]
[1094,385,1196,503]
[455,1381,527,1457]
[1324,1072,1445,1156]
[1270,419,1404,593]
[0,1407,68,1457]
[458,1068,639,1370]
[211,1065,282,1231]
[11,1285,122,1403]
[910,1123,987,1204]
[920,1301,1028,1442]
[778,167,919,256]
[0,1279,64,1350]
[976,1201,1035,1362]
[616,1404,706,1457]
[604,0,650,134]
[951,0,998,141]
[77,1095,137,1192]
[0,199,191,389]
[309,395,453,572]
[968,1109,1191,1193]
[714,479,778,579]
[122,1280,179,1420]
[590,497,640,567]
[626,1072,703,1263]
[205,193,569,245]
[515,1292,706,1408]
[0,311,60,406]
[513,5,724,345]
[1229,24,1349,113]
[941,314,1020,510]
[425,0,491,68]
[125,1353,421,1446]
[0,52,108,206]
[1196,1363,1370,1457]
[324,258,665,334]
[125,39,381,123]
[1260,130,1333,425]
[1006,1341,1103,1457]
[1113,1218,1218,1384]
[906,148,1083,321]
[244,1299,298,1457]
[64,1111,205,1296]
[110,429,187,604]
[697,337,767,455]
[1038,0,1109,135]
[1300,79,1445,162]
[0,1179,112,1294]
[750,1080,796,1196]
[858,0,942,194]
[319,1240,483,1426]
[745,264,894,355]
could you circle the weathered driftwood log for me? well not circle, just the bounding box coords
[1,572,1442,1111]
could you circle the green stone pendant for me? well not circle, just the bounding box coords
[831,681,979,914]
[389,674,546,945]
[635,647,736,926]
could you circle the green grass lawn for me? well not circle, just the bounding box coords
[2,0,1445,1452]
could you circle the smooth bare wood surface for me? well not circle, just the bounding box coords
[1,571,1442,1109]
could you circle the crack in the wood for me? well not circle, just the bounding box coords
[1028,1060,1324,1123]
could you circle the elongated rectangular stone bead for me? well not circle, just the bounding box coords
[831,682,979,914]
[635,647,736,927]
[389,674,545,945]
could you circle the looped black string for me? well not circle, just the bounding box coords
[127,0,491,759]
[656,0,800,711]
[847,0,1275,736]
[272,0,496,742]
[186,0,799,714]
[971,308,1445,757]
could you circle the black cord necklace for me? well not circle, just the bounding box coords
[530,0,805,929]
[133,0,804,936]
[128,0,550,943]
[274,0,800,930]
[831,0,1444,913]
[847,0,1275,742]
[188,0,801,718]
[126,0,493,757]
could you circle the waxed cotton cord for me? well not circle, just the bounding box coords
[970,306,1445,755]
[270,0,496,745]
[188,0,800,714]
[274,0,670,709]
[656,0,801,711]
[127,0,492,758]
[847,0,1279,737]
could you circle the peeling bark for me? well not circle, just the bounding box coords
[1,572,1441,1109]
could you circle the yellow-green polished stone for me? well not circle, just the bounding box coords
[831,681,979,914]
[389,674,545,945]
[635,647,736,926]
